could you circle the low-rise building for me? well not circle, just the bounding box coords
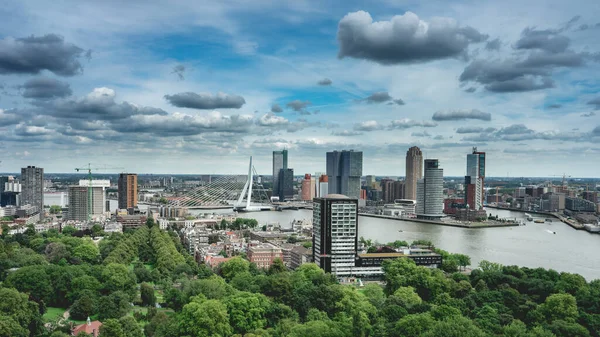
[181,227,210,254]
[566,197,596,212]
[454,208,488,222]
[104,222,123,233]
[116,214,147,229]
[289,246,312,269]
[247,243,283,269]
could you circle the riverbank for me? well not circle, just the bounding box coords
[359,213,519,229]
[485,205,585,230]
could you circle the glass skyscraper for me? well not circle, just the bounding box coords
[326,150,363,199]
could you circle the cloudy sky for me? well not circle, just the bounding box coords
[1,0,599,177]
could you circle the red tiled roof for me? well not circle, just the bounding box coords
[72,321,102,337]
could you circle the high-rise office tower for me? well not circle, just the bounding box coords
[272,149,288,197]
[312,195,358,276]
[465,152,483,210]
[326,150,363,199]
[416,159,443,219]
[118,173,138,210]
[69,184,107,221]
[21,166,44,218]
[471,147,486,205]
[278,168,294,201]
[405,146,423,200]
[0,176,8,206]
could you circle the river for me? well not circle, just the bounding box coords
[244,208,599,281]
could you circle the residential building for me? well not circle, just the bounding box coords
[444,198,465,215]
[313,195,358,276]
[326,150,363,199]
[465,152,483,210]
[118,173,138,210]
[21,166,44,219]
[79,180,109,214]
[72,318,102,337]
[116,214,147,229]
[318,175,329,197]
[247,243,284,269]
[565,197,596,212]
[290,245,312,269]
[272,149,288,197]
[68,186,89,221]
[582,191,598,204]
[416,159,444,219]
[405,146,423,200]
[301,174,312,201]
[310,176,317,199]
[472,147,486,204]
[103,222,123,233]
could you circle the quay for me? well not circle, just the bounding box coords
[359,213,519,229]
[484,205,585,231]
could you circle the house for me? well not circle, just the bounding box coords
[72,317,102,337]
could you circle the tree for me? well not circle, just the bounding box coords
[268,258,286,274]
[455,254,471,271]
[102,263,137,297]
[391,286,423,308]
[141,283,157,307]
[97,291,131,320]
[49,205,62,214]
[0,288,43,336]
[224,292,270,334]
[479,260,503,273]
[422,316,486,337]
[288,320,345,337]
[546,320,591,337]
[99,318,125,337]
[61,226,77,236]
[45,242,70,263]
[70,290,96,320]
[302,241,312,249]
[119,316,143,337]
[394,313,435,337]
[0,315,28,337]
[73,240,100,264]
[91,224,103,237]
[503,320,528,337]
[179,299,232,337]
[5,266,52,303]
[362,283,385,308]
[220,257,250,281]
[537,293,579,323]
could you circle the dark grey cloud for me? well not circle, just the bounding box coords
[0,109,22,126]
[389,119,437,129]
[353,120,383,131]
[37,87,168,120]
[485,38,501,51]
[433,135,444,140]
[164,92,246,110]
[462,123,591,143]
[484,76,555,92]
[317,78,332,86]
[0,34,88,76]
[581,111,596,117]
[21,77,72,99]
[464,87,476,93]
[271,103,283,113]
[564,15,582,30]
[365,92,392,103]
[593,126,600,135]
[393,98,405,105]
[286,100,312,112]
[547,104,562,109]
[432,109,491,121]
[515,28,570,53]
[337,11,487,65]
[587,97,600,109]
[456,126,496,134]
[331,130,363,136]
[171,64,186,80]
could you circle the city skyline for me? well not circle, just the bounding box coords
[1,1,600,176]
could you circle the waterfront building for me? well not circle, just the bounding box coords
[465,152,483,210]
[21,166,44,219]
[582,191,598,204]
[326,150,363,199]
[416,159,444,219]
[272,149,288,197]
[405,146,423,200]
[382,199,416,217]
[278,168,294,201]
[310,176,316,199]
[118,173,138,210]
[472,147,486,204]
[565,197,596,212]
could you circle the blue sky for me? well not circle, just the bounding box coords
[0,0,599,177]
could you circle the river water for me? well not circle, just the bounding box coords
[245,208,600,281]
[99,199,600,281]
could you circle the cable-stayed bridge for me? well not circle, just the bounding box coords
[167,156,272,211]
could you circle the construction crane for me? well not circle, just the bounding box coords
[75,163,124,221]
[551,174,572,187]
[495,186,504,204]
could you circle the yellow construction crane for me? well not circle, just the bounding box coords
[75,163,124,221]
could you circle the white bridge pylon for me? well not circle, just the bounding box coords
[235,156,271,211]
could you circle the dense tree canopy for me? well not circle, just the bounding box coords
[1,224,599,337]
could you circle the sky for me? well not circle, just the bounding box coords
[0,0,599,177]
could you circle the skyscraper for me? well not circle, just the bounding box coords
[472,147,486,205]
[326,150,363,199]
[0,176,8,206]
[318,175,329,197]
[405,146,423,200]
[69,184,107,221]
[301,174,312,201]
[118,173,138,210]
[465,152,483,210]
[272,149,288,197]
[312,195,358,276]
[278,168,294,201]
[21,166,44,218]
[416,159,444,219]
